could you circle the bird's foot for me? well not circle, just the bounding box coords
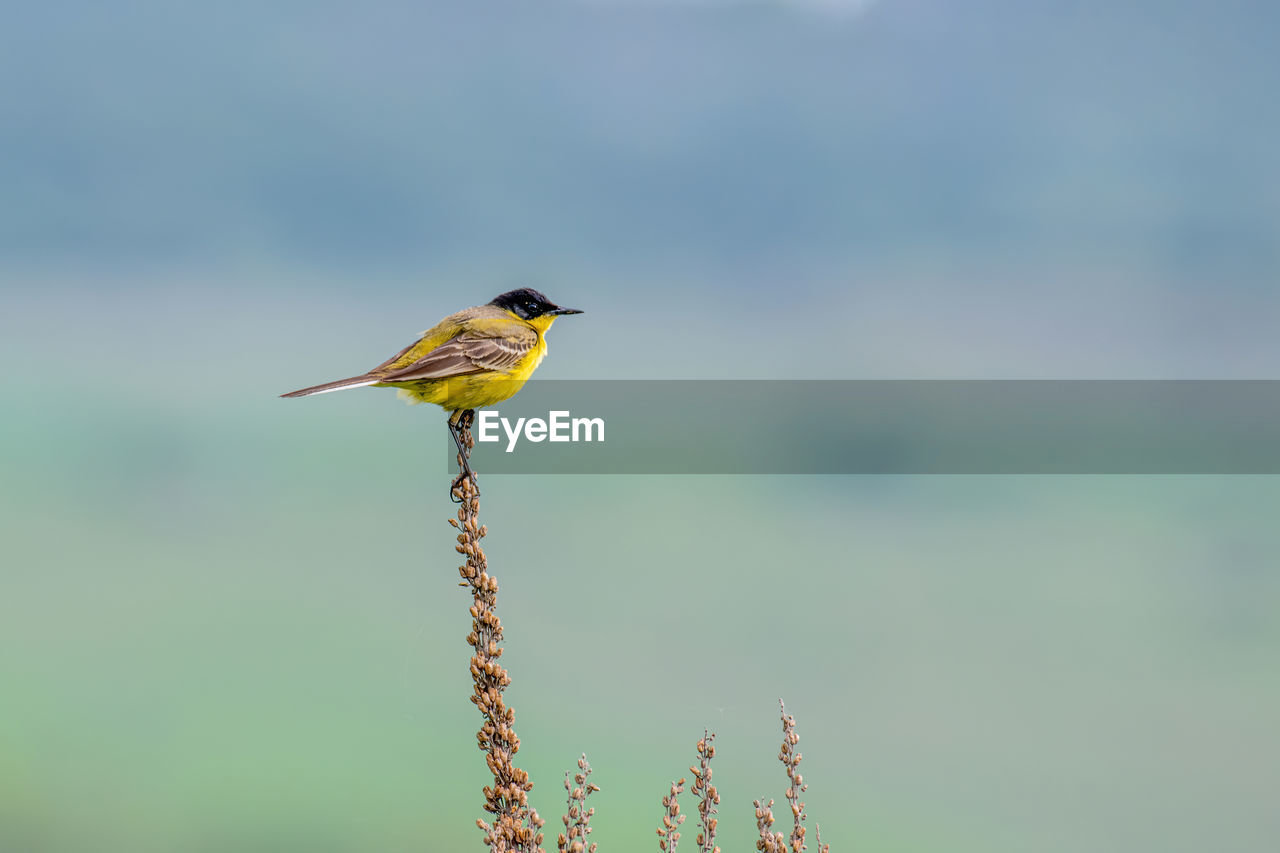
[449,470,479,502]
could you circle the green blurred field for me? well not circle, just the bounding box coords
[4,339,1279,851]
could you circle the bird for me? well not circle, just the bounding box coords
[281,287,582,492]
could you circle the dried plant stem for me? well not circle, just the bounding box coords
[757,700,824,853]
[691,732,720,853]
[558,754,599,853]
[777,700,809,853]
[753,798,784,853]
[657,777,687,852]
[449,411,545,852]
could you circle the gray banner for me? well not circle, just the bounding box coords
[444,380,1280,474]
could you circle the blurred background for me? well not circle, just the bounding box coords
[3,1,1279,851]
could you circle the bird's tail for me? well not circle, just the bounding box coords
[280,374,381,398]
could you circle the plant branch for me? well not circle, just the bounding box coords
[450,410,544,852]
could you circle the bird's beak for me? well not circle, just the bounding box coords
[550,306,583,315]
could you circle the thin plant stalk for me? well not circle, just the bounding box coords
[449,411,545,852]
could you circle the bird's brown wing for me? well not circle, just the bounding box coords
[374,326,536,382]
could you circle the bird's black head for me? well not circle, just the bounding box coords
[489,288,582,320]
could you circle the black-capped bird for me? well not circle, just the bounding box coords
[281,288,582,490]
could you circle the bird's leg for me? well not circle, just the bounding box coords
[448,414,469,501]
[449,409,480,501]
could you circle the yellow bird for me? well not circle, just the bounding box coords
[281,288,582,485]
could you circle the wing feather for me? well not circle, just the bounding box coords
[375,326,536,382]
